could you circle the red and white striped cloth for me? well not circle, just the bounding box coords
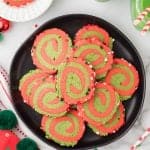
[0,65,27,139]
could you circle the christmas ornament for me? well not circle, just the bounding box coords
[0,17,10,32]
[0,110,38,150]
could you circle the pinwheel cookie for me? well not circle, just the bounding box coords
[105,58,139,100]
[74,39,113,80]
[57,58,95,105]
[78,82,120,125]
[88,103,125,136]
[31,28,73,74]
[30,76,69,117]
[19,69,49,104]
[75,24,114,49]
[41,111,85,147]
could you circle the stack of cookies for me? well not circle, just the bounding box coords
[19,24,139,147]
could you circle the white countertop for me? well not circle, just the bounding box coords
[0,0,150,149]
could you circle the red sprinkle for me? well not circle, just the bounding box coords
[138,136,143,141]
[130,146,135,150]
[147,128,150,131]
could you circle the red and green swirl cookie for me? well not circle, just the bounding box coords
[75,24,113,48]
[78,82,120,125]
[19,69,49,105]
[74,39,113,80]
[31,28,72,74]
[105,58,139,100]
[30,76,69,117]
[57,58,95,105]
[41,111,85,147]
[4,0,34,7]
[88,103,125,136]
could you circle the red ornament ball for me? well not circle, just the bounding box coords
[0,17,10,32]
[0,130,19,150]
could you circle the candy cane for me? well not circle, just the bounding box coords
[133,7,150,25]
[130,128,150,150]
[141,20,150,35]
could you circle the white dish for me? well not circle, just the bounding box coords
[0,0,53,22]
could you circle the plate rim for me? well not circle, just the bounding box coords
[9,14,146,150]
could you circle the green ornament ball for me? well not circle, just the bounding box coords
[17,138,38,150]
[0,110,17,130]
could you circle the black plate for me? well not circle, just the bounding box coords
[10,14,145,150]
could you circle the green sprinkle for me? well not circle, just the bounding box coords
[0,33,4,42]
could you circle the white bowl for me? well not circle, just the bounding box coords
[0,0,53,22]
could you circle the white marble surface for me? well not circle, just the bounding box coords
[0,0,150,149]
